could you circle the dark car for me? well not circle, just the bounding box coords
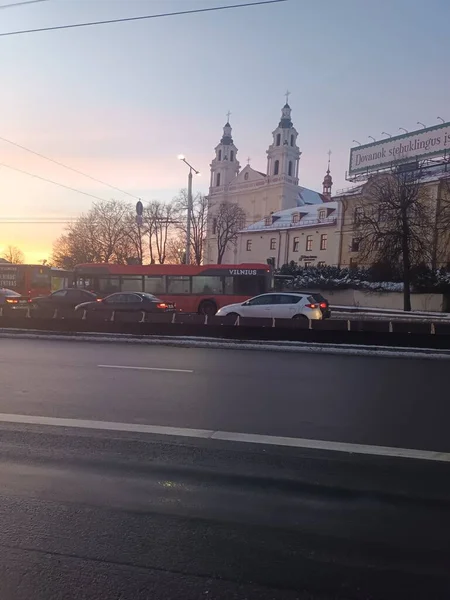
[299,291,331,318]
[0,288,31,309]
[75,292,176,314]
[32,288,98,311]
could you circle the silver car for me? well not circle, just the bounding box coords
[215,293,323,320]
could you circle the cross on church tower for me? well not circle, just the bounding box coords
[247,156,251,165]
[226,110,231,123]
[284,90,291,104]
[327,149,332,172]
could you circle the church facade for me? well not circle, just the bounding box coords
[205,101,334,265]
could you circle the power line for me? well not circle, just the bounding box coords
[0,0,49,9]
[0,135,142,200]
[0,0,288,37]
[0,162,111,203]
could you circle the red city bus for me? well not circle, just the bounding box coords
[0,263,51,297]
[73,263,273,315]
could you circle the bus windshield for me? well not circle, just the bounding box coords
[73,263,272,315]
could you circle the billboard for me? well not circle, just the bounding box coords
[349,122,450,176]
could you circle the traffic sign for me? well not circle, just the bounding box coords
[136,200,143,216]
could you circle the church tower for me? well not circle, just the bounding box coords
[266,93,301,183]
[322,151,333,200]
[209,114,240,190]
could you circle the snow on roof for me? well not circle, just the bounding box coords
[243,202,338,232]
[296,187,327,205]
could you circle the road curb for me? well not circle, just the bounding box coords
[1,328,450,359]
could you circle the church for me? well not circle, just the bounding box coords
[204,99,336,267]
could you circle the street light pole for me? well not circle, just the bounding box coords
[178,155,200,265]
[186,167,193,265]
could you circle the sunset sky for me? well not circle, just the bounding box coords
[1,0,450,263]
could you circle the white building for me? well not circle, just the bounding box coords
[205,101,335,265]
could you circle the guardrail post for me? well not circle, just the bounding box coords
[52,309,58,319]
[272,318,276,328]
[0,308,2,317]
[82,310,87,320]
[110,311,115,322]
[235,316,240,326]
[204,315,208,325]
[139,311,145,323]
[171,312,176,324]
[431,322,435,335]
[26,307,31,318]
[347,319,351,331]
[389,321,393,332]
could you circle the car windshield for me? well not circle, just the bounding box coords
[0,288,20,297]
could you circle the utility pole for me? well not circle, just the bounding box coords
[178,155,200,264]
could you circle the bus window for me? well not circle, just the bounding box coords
[192,276,222,294]
[98,277,120,294]
[121,276,144,292]
[144,276,165,294]
[224,276,234,295]
[167,276,191,294]
[233,275,266,296]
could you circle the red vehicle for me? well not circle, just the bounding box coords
[73,263,273,315]
[0,263,51,297]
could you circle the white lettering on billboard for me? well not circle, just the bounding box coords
[349,123,450,175]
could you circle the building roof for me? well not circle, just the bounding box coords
[297,186,328,205]
[242,201,338,233]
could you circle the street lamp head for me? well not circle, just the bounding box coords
[195,170,201,176]
[177,154,185,161]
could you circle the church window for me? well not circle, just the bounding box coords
[246,239,252,251]
[288,161,293,176]
[212,218,217,234]
[244,172,249,180]
[230,150,234,162]
[274,160,279,175]
[276,133,281,146]
[290,134,294,146]
[216,173,221,186]
[218,150,222,160]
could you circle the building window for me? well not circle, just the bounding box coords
[244,172,249,180]
[270,238,276,250]
[318,261,326,267]
[276,133,281,146]
[354,207,363,223]
[274,160,279,175]
[230,150,234,162]
[218,149,222,161]
[306,235,313,251]
[292,212,299,223]
[246,239,252,251]
[264,215,271,226]
[290,134,294,146]
[318,209,326,220]
[293,237,299,252]
[216,172,221,187]
[320,234,327,250]
[212,218,217,234]
[351,238,360,252]
[349,257,358,269]
[304,261,313,268]
[288,161,293,176]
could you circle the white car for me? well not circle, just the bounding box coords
[215,293,323,321]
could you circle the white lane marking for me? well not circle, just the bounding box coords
[0,412,448,463]
[98,365,193,373]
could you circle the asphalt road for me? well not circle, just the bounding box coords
[0,338,449,600]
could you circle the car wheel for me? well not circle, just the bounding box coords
[198,300,217,316]
[292,314,308,321]
[227,312,240,319]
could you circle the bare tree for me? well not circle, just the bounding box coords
[1,245,24,264]
[145,200,177,264]
[51,200,138,268]
[354,169,434,311]
[215,201,246,264]
[165,234,186,264]
[173,190,208,265]
[434,175,450,268]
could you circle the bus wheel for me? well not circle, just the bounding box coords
[198,300,217,316]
